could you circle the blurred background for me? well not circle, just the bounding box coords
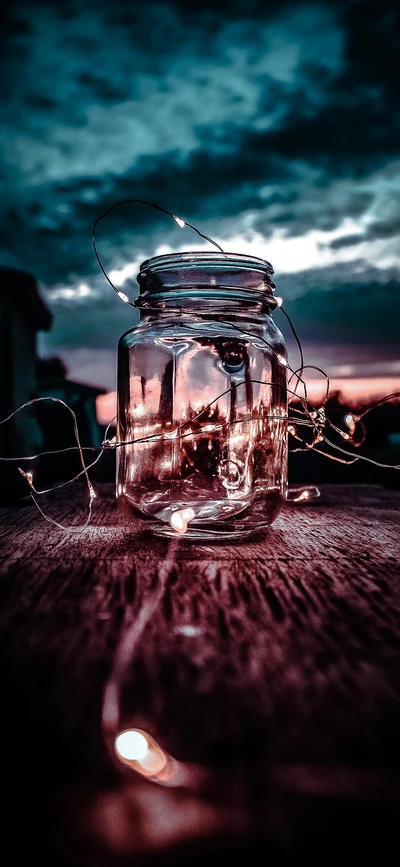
[0,0,399,497]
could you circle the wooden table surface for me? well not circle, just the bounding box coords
[0,483,399,865]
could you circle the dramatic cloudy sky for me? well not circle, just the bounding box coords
[1,0,399,403]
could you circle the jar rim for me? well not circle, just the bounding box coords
[136,250,277,312]
[138,250,274,278]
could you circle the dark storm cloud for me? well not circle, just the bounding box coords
[280,275,400,345]
[0,0,399,367]
[45,260,400,355]
[0,1,342,274]
[46,289,136,349]
[329,215,400,249]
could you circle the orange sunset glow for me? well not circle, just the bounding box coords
[96,377,400,426]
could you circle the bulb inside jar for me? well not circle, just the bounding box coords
[170,507,196,535]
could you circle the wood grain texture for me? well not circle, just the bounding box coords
[0,483,399,865]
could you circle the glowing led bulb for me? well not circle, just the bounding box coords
[18,468,34,486]
[170,507,196,535]
[276,353,287,367]
[296,489,310,501]
[311,408,325,423]
[275,296,283,307]
[344,413,357,434]
[287,486,320,503]
[115,729,149,761]
[173,215,186,228]
[117,291,130,303]
[104,436,117,447]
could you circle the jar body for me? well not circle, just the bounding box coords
[116,254,287,539]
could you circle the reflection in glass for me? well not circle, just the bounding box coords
[117,253,288,539]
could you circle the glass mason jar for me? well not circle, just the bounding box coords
[116,252,288,540]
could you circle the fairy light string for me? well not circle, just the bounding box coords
[1,377,399,528]
[0,199,399,529]
[92,198,224,307]
[0,397,112,530]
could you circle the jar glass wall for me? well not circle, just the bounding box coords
[116,253,288,540]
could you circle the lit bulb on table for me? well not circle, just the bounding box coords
[114,728,179,782]
[115,729,149,762]
[286,486,320,503]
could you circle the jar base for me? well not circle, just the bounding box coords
[148,520,271,541]
[117,488,285,541]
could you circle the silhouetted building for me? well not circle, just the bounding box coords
[0,266,52,500]
[288,390,400,489]
[35,360,106,483]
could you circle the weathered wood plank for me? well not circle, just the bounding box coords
[0,484,399,865]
